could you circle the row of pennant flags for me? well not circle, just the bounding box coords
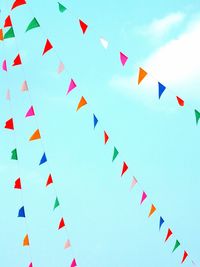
[0,0,198,266]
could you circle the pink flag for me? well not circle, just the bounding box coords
[25,106,35,117]
[120,52,128,66]
[130,177,137,190]
[67,79,77,95]
[57,61,64,74]
[21,80,28,91]
[71,259,77,267]
[29,263,33,267]
[64,239,71,249]
[6,89,11,101]
[2,60,7,71]
[140,191,147,204]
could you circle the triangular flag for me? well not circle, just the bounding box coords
[181,251,188,264]
[11,148,18,160]
[4,27,15,39]
[29,129,41,141]
[159,216,164,230]
[138,67,147,85]
[130,177,137,190]
[6,89,11,101]
[2,60,7,71]
[29,263,33,267]
[172,240,180,252]
[195,109,200,125]
[79,19,88,34]
[76,96,87,111]
[42,39,53,55]
[39,153,47,165]
[148,204,156,217]
[18,206,25,217]
[93,114,98,129]
[140,191,147,204]
[23,234,29,246]
[57,61,64,74]
[100,37,108,49]
[165,228,172,242]
[176,96,184,107]
[25,106,35,117]
[21,80,28,91]
[58,2,67,12]
[26,17,40,32]
[120,52,128,66]
[11,0,26,10]
[46,174,53,187]
[12,54,22,66]
[112,147,119,161]
[158,82,166,99]
[14,178,22,189]
[53,197,60,210]
[4,16,12,27]
[0,29,3,41]
[67,79,76,95]
[104,131,109,144]
[58,217,65,230]
[71,259,77,267]
[64,239,71,249]
[5,118,14,130]
[121,161,128,176]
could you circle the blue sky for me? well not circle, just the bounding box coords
[0,0,200,266]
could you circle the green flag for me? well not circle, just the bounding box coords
[58,2,67,13]
[11,148,18,160]
[195,109,200,125]
[4,27,15,39]
[26,18,40,32]
[172,240,180,252]
[112,147,119,161]
[53,197,60,210]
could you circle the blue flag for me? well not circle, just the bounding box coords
[39,153,47,165]
[18,206,25,218]
[158,82,166,99]
[93,114,98,129]
[159,216,164,230]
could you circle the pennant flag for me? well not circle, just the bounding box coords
[39,153,47,165]
[93,114,98,129]
[53,197,60,210]
[25,106,35,117]
[138,67,147,85]
[4,27,15,39]
[181,251,188,264]
[165,228,172,242]
[23,234,29,246]
[121,161,128,176]
[58,217,65,230]
[46,174,53,187]
[140,191,147,205]
[67,79,76,95]
[76,96,87,111]
[120,52,128,66]
[11,148,18,160]
[18,206,25,217]
[29,263,33,267]
[71,259,77,267]
[130,177,137,190]
[2,60,7,71]
[64,239,71,249]
[172,240,180,252]
[176,96,184,107]
[57,61,64,74]
[26,17,40,32]
[12,54,22,66]
[79,19,88,34]
[148,204,156,217]
[29,129,41,141]
[104,131,109,144]
[159,216,164,230]
[158,82,166,99]
[11,0,26,10]
[112,147,119,161]
[5,118,14,130]
[6,89,11,101]
[100,37,108,49]
[58,2,67,13]
[42,39,53,56]
[4,16,12,27]
[14,178,21,189]
[195,109,200,125]
[0,29,3,41]
[21,80,28,91]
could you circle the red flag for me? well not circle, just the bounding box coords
[42,39,53,55]
[79,19,88,34]
[5,118,14,130]
[14,178,21,189]
[4,16,12,27]
[181,251,188,264]
[121,162,128,176]
[104,131,109,144]
[58,217,65,230]
[12,54,22,66]
[165,228,172,242]
[46,174,53,187]
[11,0,26,10]
[176,96,184,107]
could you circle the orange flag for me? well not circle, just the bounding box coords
[0,29,3,41]
[76,96,87,111]
[23,234,29,246]
[148,204,156,217]
[138,67,147,85]
[29,129,41,141]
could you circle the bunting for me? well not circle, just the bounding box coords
[4,27,15,39]
[121,161,128,176]
[181,251,188,264]
[23,234,30,246]
[130,177,137,190]
[39,153,47,165]
[6,89,11,101]
[42,39,53,55]
[67,79,76,95]
[11,148,18,160]
[26,17,40,32]
[93,114,98,128]
[0,29,3,41]
[18,206,25,217]
[148,204,156,218]
[12,54,22,66]
[58,2,67,13]
[79,19,88,34]
[195,109,200,125]
[104,131,109,144]
[11,0,26,10]
[158,82,166,99]
[176,96,184,107]
[165,228,172,242]
[57,61,64,74]
[14,178,22,189]
[21,80,28,91]
[140,191,147,204]
[53,197,60,210]
[5,118,14,130]
[2,60,7,71]
[64,239,71,249]
[172,240,180,252]
[58,217,65,230]
[76,96,87,111]
[29,129,41,141]
[159,217,164,230]
[100,37,108,49]
[46,174,53,187]
[71,258,77,267]
[120,52,128,66]
[25,106,35,117]
[138,67,147,85]
[4,16,12,27]
[112,147,119,161]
